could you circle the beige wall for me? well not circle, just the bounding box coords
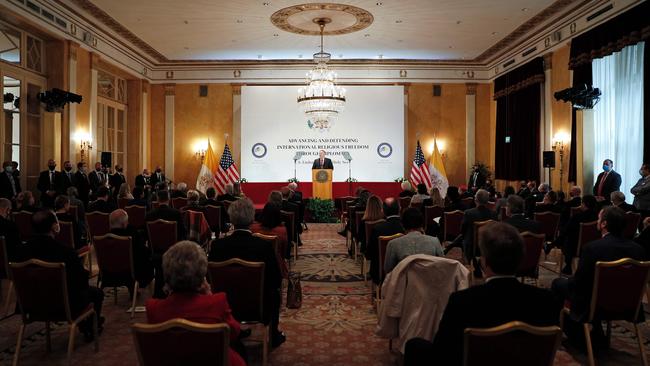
[149,84,166,172]
[550,44,574,193]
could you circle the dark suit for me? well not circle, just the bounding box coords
[593,170,622,199]
[37,170,64,207]
[208,230,282,332]
[0,171,21,200]
[399,190,415,198]
[461,206,497,260]
[73,171,91,205]
[517,187,531,198]
[88,170,107,194]
[312,157,334,170]
[135,174,151,188]
[109,173,126,193]
[87,199,117,214]
[555,209,599,266]
[61,170,75,191]
[505,214,543,234]
[614,202,636,213]
[217,193,236,202]
[568,196,582,208]
[467,170,486,190]
[145,204,186,240]
[367,216,404,284]
[634,227,650,260]
[0,216,21,261]
[109,227,154,286]
[150,172,166,189]
[405,278,561,366]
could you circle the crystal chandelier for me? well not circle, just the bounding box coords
[297,18,346,129]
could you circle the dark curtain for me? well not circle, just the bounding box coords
[568,63,592,184]
[494,57,544,182]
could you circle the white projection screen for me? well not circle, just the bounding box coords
[241,85,404,182]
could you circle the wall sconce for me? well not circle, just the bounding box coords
[429,139,447,159]
[73,131,92,163]
[193,140,208,162]
[552,131,570,191]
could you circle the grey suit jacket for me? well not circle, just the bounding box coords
[384,231,443,274]
[631,176,650,210]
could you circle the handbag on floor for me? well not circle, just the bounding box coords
[286,271,302,309]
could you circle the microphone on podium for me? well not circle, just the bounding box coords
[293,151,306,161]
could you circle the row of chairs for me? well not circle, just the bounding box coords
[117,197,189,210]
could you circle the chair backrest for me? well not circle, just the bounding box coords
[623,211,641,240]
[486,202,496,212]
[132,319,229,366]
[533,211,561,242]
[117,198,130,209]
[576,221,600,256]
[399,197,411,213]
[354,211,364,239]
[570,206,583,218]
[280,210,296,243]
[69,205,79,222]
[204,205,222,232]
[54,221,75,249]
[346,204,356,232]
[86,211,111,238]
[364,219,386,250]
[0,237,8,280]
[443,210,464,241]
[9,259,72,322]
[252,233,279,258]
[516,232,546,278]
[151,201,160,210]
[588,258,650,323]
[124,205,147,229]
[12,211,33,242]
[171,197,188,210]
[207,259,265,322]
[499,206,508,221]
[473,220,496,256]
[146,219,178,254]
[93,234,134,280]
[424,206,444,231]
[461,197,474,208]
[378,233,404,282]
[463,321,562,366]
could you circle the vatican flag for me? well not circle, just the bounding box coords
[429,140,449,198]
[196,141,218,194]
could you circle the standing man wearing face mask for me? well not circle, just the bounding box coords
[37,159,63,208]
[61,160,75,191]
[593,159,621,203]
[74,162,91,206]
[150,166,166,190]
[88,162,106,196]
[0,160,21,201]
[631,163,650,219]
[109,164,127,195]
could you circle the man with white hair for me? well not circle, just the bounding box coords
[217,183,236,202]
[460,189,497,278]
[568,186,582,207]
[610,191,636,212]
[399,181,415,198]
[109,209,153,289]
[171,182,188,199]
[287,182,303,203]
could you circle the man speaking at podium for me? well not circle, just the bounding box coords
[312,150,334,170]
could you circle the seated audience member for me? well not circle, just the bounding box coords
[458,184,473,199]
[483,179,496,198]
[15,191,37,212]
[631,163,650,215]
[170,182,188,199]
[404,222,561,366]
[217,183,236,202]
[0,160,21,200]
[367,197,405,284]
[551,195,599,274]
[337,188,371,238]
[410,184,430,206]
[610,191,636,212]
[21,210,105,341]
[535,183,550,202]
[232,182,244,198]
[459,189,498,277]
[504,195,542,234]
[552,206,645,346]
[54,195,82,249]
[117,183,134,200]
[109,209,154,289]
[208,198,285,347]
[267,190,283,208]
[568,186,583,207]
[516,180,530,198]
[534,191,563,213]
[251,202,289,255]
[203,187,220,206]
[399,181,415,198]
[128,186,148,208]
[426,187,445,207]
[281,187,303,232]
[87,186,117,213]
[384,208,443,274]
[287,182,303,203]
[634,217,650,258]
[67,187,86,219]
[444,187,465,211]
[146,241,246,366]
[0,198,21,261]
[495,185,515,220]
[181,190,207,214]
[359,195,385,253]
[146,190,186,241]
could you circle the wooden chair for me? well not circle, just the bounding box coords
[516,232,546,284]
[353,211,364,260]
[86,211,111,238]
[0,237,13,317]
[207,259,269,366]
[12,211,33,242]
[565,221,600,273]
[69,205,80,222]
[461,197,474,208]
[171,197,188,210]
[463,321,562,366]
[93,234,139,318]
[151,201,160,210]
[56,221,92,273]
[623,211,641,240]
[204,205,223,234]
[376,233,404,304]
[124,205,147,229]
[560,258,650,366]
[499,206,508,221]
[534,211,561,243]
[117,198,130,209]
[10,259,99,364]
[472,220,496,266]
[132,319,229,366]
[146,219,178,254]
[570,206,584,218]
[424,206,444,232]
[345,204,357,251]
[362,219,385,284]
[443,210,464,243]
[485,201,496,212]
[252,233,285,276]
[280,210,297,261]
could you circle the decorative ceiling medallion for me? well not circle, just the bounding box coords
[271,3,373,36]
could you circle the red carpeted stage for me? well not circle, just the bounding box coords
[241,182,401,204]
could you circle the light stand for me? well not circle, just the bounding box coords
[342,151,352,196]
[293,151,305,181]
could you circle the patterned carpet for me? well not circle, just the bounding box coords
[0,224,648,365]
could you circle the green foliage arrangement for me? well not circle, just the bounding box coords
[307,198,337,223]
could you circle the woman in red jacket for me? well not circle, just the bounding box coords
[146,241,246,366]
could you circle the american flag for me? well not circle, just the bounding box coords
[215,143,240,194]
[410,140,432,190]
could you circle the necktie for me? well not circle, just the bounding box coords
[597,172,609,196]
[320,159,324,168]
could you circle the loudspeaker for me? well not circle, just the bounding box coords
[433,85,441,97]
[543,151,555,168]
[101,152,112,168]
[199,85,208,97]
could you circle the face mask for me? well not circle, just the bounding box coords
[156,169,162,173]
[117,168,123,173]
[96,167,101,172]
[81,167,87,173]
[48,165,56,171]
[64,167,72,172]
[603,165,611,172]
[4,166,12,173]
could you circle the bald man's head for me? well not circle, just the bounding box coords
[383,197,400,216]
[110,209,129,229]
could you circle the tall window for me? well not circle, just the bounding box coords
[3,76,20,162]
[592,42,645,195]
[96,70,127,169]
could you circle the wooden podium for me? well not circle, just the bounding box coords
[312,169,333,200]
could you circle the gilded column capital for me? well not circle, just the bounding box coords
[543,53,553,71]
[163,84,175,96]
[465,83,478,95]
